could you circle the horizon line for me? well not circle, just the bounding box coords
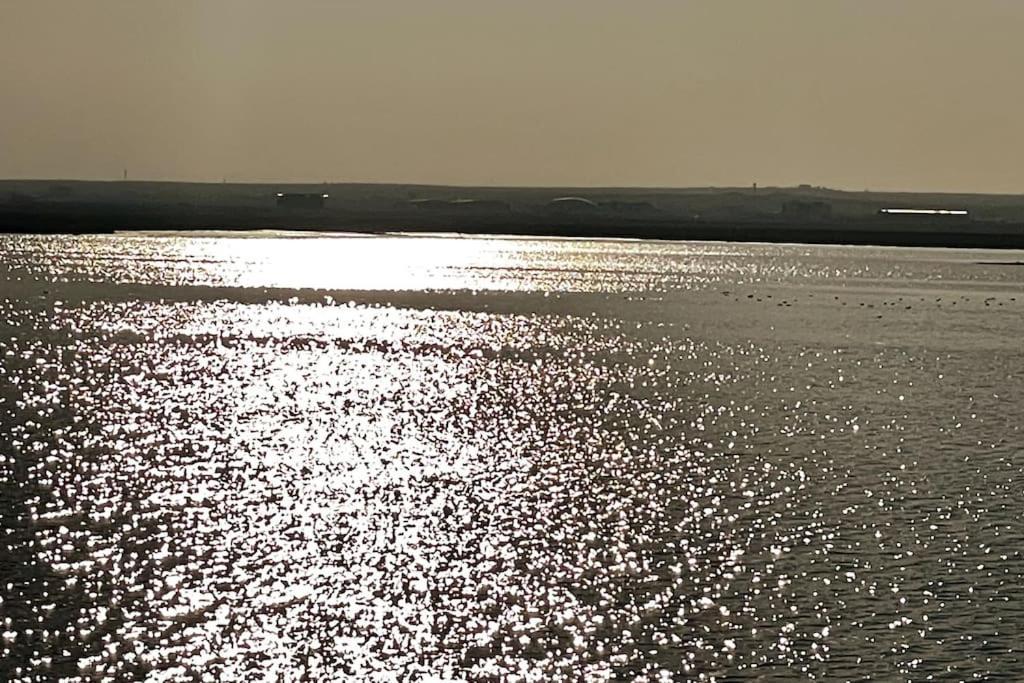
[2,177,1023,197]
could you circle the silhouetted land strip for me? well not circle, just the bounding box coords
[4,180,1024,248]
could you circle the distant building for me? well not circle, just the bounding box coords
[781,200,832,221]
[548,197,599,212]
[878,208,968,217]
[276,192,328,209]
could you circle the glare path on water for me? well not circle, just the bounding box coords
[1,234,1023,681]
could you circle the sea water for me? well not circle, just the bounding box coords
[1,233,1023,681]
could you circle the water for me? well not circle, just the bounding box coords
[1,232,1023,681]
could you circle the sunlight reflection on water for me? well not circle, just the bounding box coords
[1,233,771,292]
[1,234,1024,680]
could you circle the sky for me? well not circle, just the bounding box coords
[2,0,1023,192]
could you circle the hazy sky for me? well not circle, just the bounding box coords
[2,1,1023,191]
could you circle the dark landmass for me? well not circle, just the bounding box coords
[3,179,1024,248]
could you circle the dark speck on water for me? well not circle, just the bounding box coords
[1,233,1023,681]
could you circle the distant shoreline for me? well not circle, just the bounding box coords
[3,179,1024,249]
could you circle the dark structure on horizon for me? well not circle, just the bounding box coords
[878,208,970,224]
[3,180,1024,249]
[276,192,328,209]
[548,196,600,212]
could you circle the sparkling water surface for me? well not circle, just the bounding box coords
[1,232,1023,681]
